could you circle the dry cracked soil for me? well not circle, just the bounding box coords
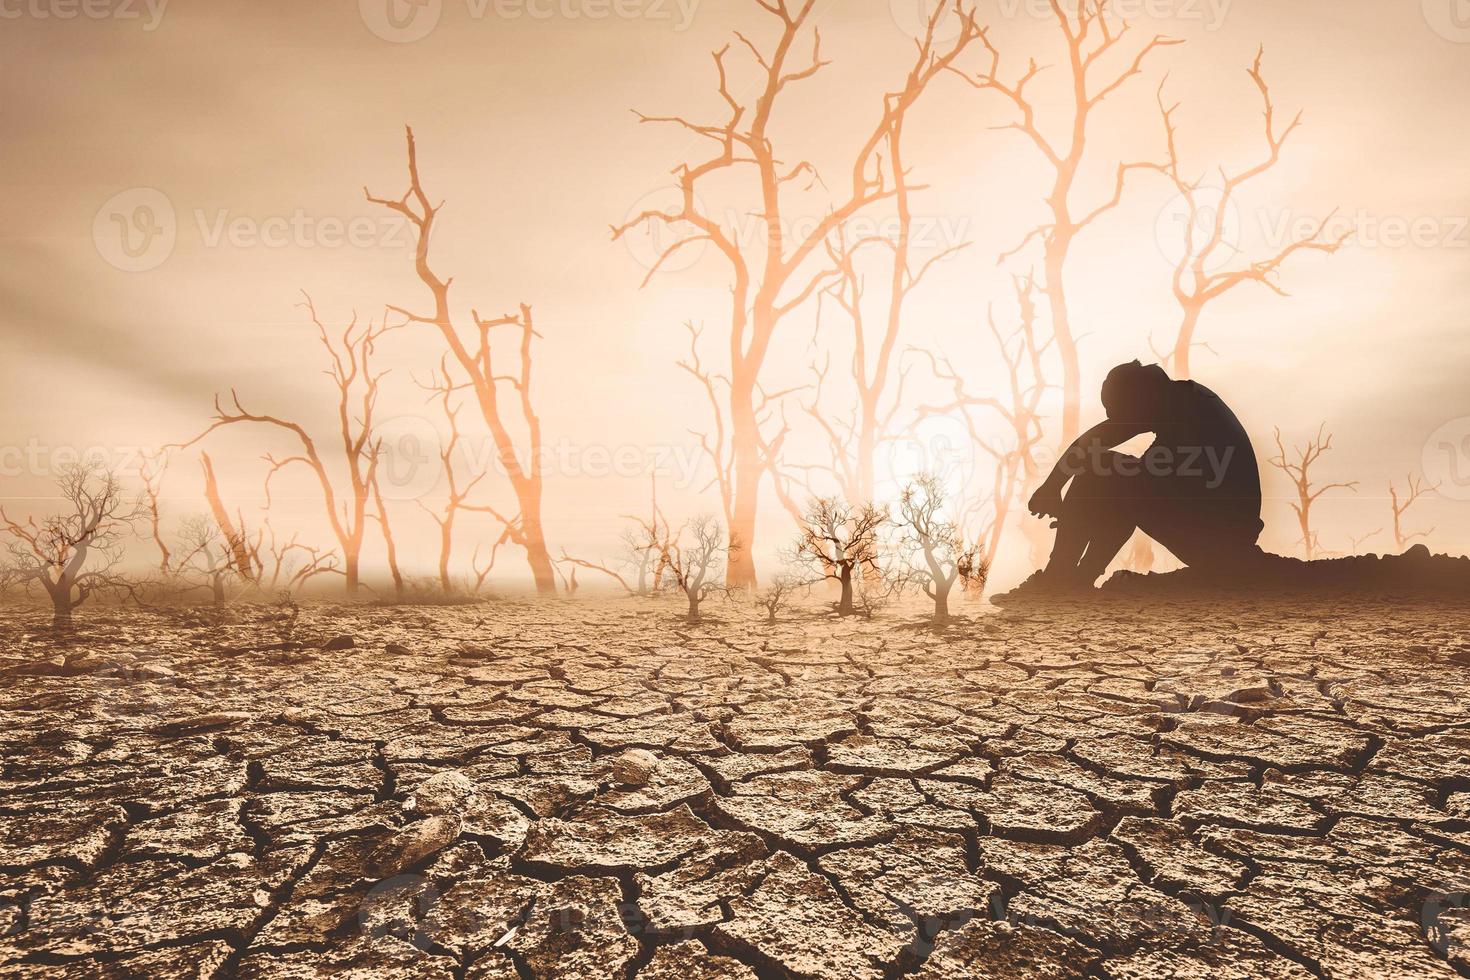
[2,596,1470,979]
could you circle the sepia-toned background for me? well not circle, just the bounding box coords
[2,0,1468,591]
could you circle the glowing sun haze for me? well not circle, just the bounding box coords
[2,0,1468,590]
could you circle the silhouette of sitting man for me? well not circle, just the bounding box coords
[1020,361,1263,593]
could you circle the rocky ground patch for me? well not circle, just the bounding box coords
[2,596,1469,978]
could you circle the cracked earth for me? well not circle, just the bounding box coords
[3,598,1470,979]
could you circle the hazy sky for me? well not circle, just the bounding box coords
[2,0,1469,590]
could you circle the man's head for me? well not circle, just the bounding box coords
[1101,360,1171,420]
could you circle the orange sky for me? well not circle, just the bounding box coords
[2,0,1469,591]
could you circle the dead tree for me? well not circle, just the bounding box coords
[754,572,804,624]
[792,497,888,617]
[554,563,581,597]
[556,550,635,595]
[801,17,977,506]
[251,520,342,593]
[1389,474,1437,551]
[139,449,173,575]
[1,463,141,626]
[179,295,393,597]
[172,516,241,606]
[199,452,259,587]
[962,0,1180,445]
[367,128,556,594]
[1268,424,1357,561]
[896,474,988,621]
[612,0,979,587]
[1150,48,1348,378]
[621,525,662,596]
[555,476,675,597]
[469,539,500,595]
[1348,529,1381,556]
[415,360,490,595]
[620,475,676,596]
[371,481,404,600]
[911,273,1050,569]
[666,516,726,624]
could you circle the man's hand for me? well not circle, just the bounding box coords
[1028,483,1063,520]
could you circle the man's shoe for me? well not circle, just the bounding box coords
[990,569,1094,606]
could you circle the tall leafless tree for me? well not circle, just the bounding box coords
[613,0,980,587]
[1149,48,1348,378]
[912,272,1050,569]
[367,128,557,594]
[961,0,1180,445]
[199,452,259,587]
[415,358,496,595]
[179,295,394,597]
[139,449,174,576]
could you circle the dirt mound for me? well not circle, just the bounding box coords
[1101,544,1470,600]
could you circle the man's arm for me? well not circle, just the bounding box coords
[1028,419,1152,519]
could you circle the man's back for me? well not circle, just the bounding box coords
[1148,380,1261,514]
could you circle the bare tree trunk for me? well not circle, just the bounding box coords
[836,568,855,617]
[521,505,557,594]
[46,579,74,628]
[201,453,255,584]
[528,548,556,593]
[727,379,761,589]
[438,518,455,594]
[373,482,404,600]
[1043,245,1081,445]
[1173,304,1202,379]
